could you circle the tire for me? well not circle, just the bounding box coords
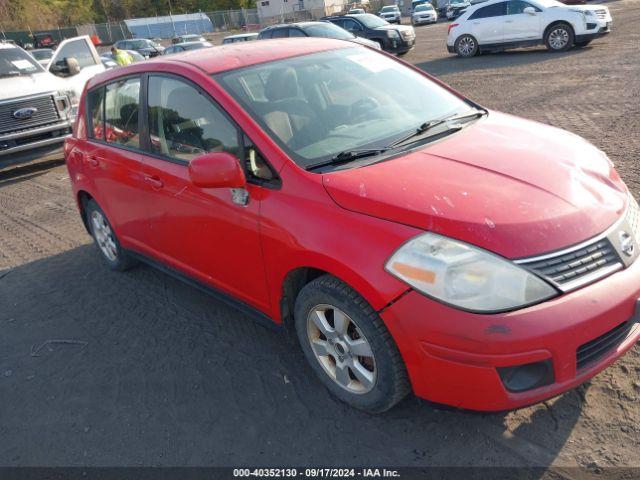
[545,23,574,52]
[574,40,591,48]
[294,275,410,413]
[85,200,138,271]
[454,34,479,57]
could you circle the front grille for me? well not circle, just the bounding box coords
[519,238,621,288]
[594,8,607,19]
[577,320,634,370]
[0,95,60,135]
[626,195,640,239]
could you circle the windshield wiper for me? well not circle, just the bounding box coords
[306,148,388,171]
[387,109,487,149]
[305,109,487,172]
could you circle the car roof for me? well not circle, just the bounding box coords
[225,33,259,39]
[174,41,210,46]
[89,38,354,83]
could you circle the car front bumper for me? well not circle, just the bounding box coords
[576,18,612,42]
[0,122,71,170]
[380,253,640,411]
[412,15,437,24]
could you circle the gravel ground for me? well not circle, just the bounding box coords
[0,0,639,471]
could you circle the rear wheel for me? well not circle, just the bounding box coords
[455,34,478,57]
[294,275,410,413]
[86,200,137,271]
[545,23,574,52]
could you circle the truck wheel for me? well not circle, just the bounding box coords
[294,275,410,413]
[545,23,574,52]
[86,200,137,271]
[455,34,478,57]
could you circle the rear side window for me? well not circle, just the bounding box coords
[468,1,507,18]
[87,87,105,140]
[271,28,288,38]
[288,28,307,37]
[147,76,239,163]
[506,0,541,14]
[105,77,141,149]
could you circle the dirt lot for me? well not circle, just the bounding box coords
[1,0,639,472]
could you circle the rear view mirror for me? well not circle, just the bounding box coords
[189,152,246,189]
[523,6,536,14]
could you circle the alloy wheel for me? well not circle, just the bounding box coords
[549,28,569,50]
[306,304,377,394]
[91,210,118,262]
[458,36,475,56]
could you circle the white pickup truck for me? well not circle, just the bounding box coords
[1,36,105,170]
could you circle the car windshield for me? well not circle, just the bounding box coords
[183,42,209,50]
[414,4,433,11]
[0,47,43,77]
[216,47,475,169]
[381,6,397,11]
[129,39,155,49]
[357,14,390,28]
[303,23,355,40]
[31,49,54,60]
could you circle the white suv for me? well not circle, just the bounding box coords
[447,0,612,57]
[379,5,402,24]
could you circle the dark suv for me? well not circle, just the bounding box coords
[323,14,415,55]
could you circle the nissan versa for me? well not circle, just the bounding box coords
[64,39,640,413]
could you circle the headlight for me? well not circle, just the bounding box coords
[385,233,558,312]
[387,29,400,38]
[63,89,79,118]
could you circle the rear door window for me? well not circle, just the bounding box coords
[468,2,507,18]
[271,28,288,38]
[104,77,141,149]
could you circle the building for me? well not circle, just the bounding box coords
[257,0,370,22]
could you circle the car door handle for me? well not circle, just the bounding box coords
[86,155,100,167]
[144,175,164,189]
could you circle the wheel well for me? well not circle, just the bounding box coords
[77,190,94,234]
[280,267,328,335]
[544,21,574,40]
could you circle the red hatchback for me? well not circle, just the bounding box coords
[64,39,640,413]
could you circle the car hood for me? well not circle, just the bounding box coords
[374,24,415,33]
[350,36,380,48]
[322,111,627,259]
[0,71,67,101]
[569,4,609,12]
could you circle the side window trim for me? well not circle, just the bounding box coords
[140,71,280,186]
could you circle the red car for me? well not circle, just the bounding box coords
[64,39,640,413]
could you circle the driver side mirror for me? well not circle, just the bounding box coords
[523,6,536,14]
[189,152,246,189]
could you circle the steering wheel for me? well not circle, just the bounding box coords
[349,97,382,123]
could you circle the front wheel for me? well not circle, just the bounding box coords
[294,275,410,413]
[455,34,478,57]
[545,23,574,52]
